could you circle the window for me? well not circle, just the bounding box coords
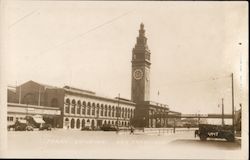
[101,105,104,116]
[87,102,91,115]
[77,105,80,114]
[82,107,86,115]
[104,105,107,116]
[71,99,76,114]
[7,116,14,121]
[92,103,95,115]
[82,101,86,115]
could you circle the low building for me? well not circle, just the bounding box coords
[8,80,136,129]
[7,102,61,127]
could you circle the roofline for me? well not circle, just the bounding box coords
[7,102,61,110]
[64,89,136,106]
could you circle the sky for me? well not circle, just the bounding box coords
[1,1,248,120]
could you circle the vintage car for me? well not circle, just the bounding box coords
[100,124,119,131]
[195,124,235,142]
[26,115,52,131]
[8,120,34,131]
[39,123,52,131]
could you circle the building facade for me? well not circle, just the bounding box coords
[61,86,135,129]
[7,81,136,129]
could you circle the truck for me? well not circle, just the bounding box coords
[195,124,235,142]
[26,115,52,131]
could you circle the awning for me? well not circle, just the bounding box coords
[18,119,27,123]
[33,117,45,123]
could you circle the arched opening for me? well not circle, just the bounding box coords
[71,99,76,114]
[101,104,104,116]
[76,119,80,129]
[87,102,91,115]
[82,101,86,115]
[104,105,107,116]
[92,103,95,116]
[125,108,127,118]
[96,104,100,116]
[108,105,111,117]
[65,98,70,113]
[82,119,85,128]
[71,119,75,129]
[77,100,81,114]
[65,118,69,129]
[112,106,115,117]
[121,108,124,118]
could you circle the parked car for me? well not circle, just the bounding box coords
[100,124,119,131]
[195,124,235,142]
[81,126,92,131]
[39,123,52,131]
[8,120,34,131]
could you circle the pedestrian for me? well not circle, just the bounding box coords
[130,126,134,135]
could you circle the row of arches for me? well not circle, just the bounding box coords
[64,98,135,119]
[64,117,130,129]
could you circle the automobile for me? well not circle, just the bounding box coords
[81,126,93,131]
[8,120,34,131]
[100,124,119,131]
[195,124,235,142]
[39,123,52,131]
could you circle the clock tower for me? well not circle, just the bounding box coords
[131,23,151,104]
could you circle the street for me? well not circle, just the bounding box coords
[6,129,242,159]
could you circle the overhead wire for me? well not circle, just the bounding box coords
[161,74,231,87]
[39,9,135,56]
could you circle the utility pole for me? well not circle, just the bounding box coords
[231,73,235,133]
[222,98,225,126]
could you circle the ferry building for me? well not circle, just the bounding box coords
[7,23,180,129]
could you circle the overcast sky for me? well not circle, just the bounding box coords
[2,1,248,119]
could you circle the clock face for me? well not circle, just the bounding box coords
[133,69,143,80]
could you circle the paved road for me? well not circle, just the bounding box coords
[5,129,243,159]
